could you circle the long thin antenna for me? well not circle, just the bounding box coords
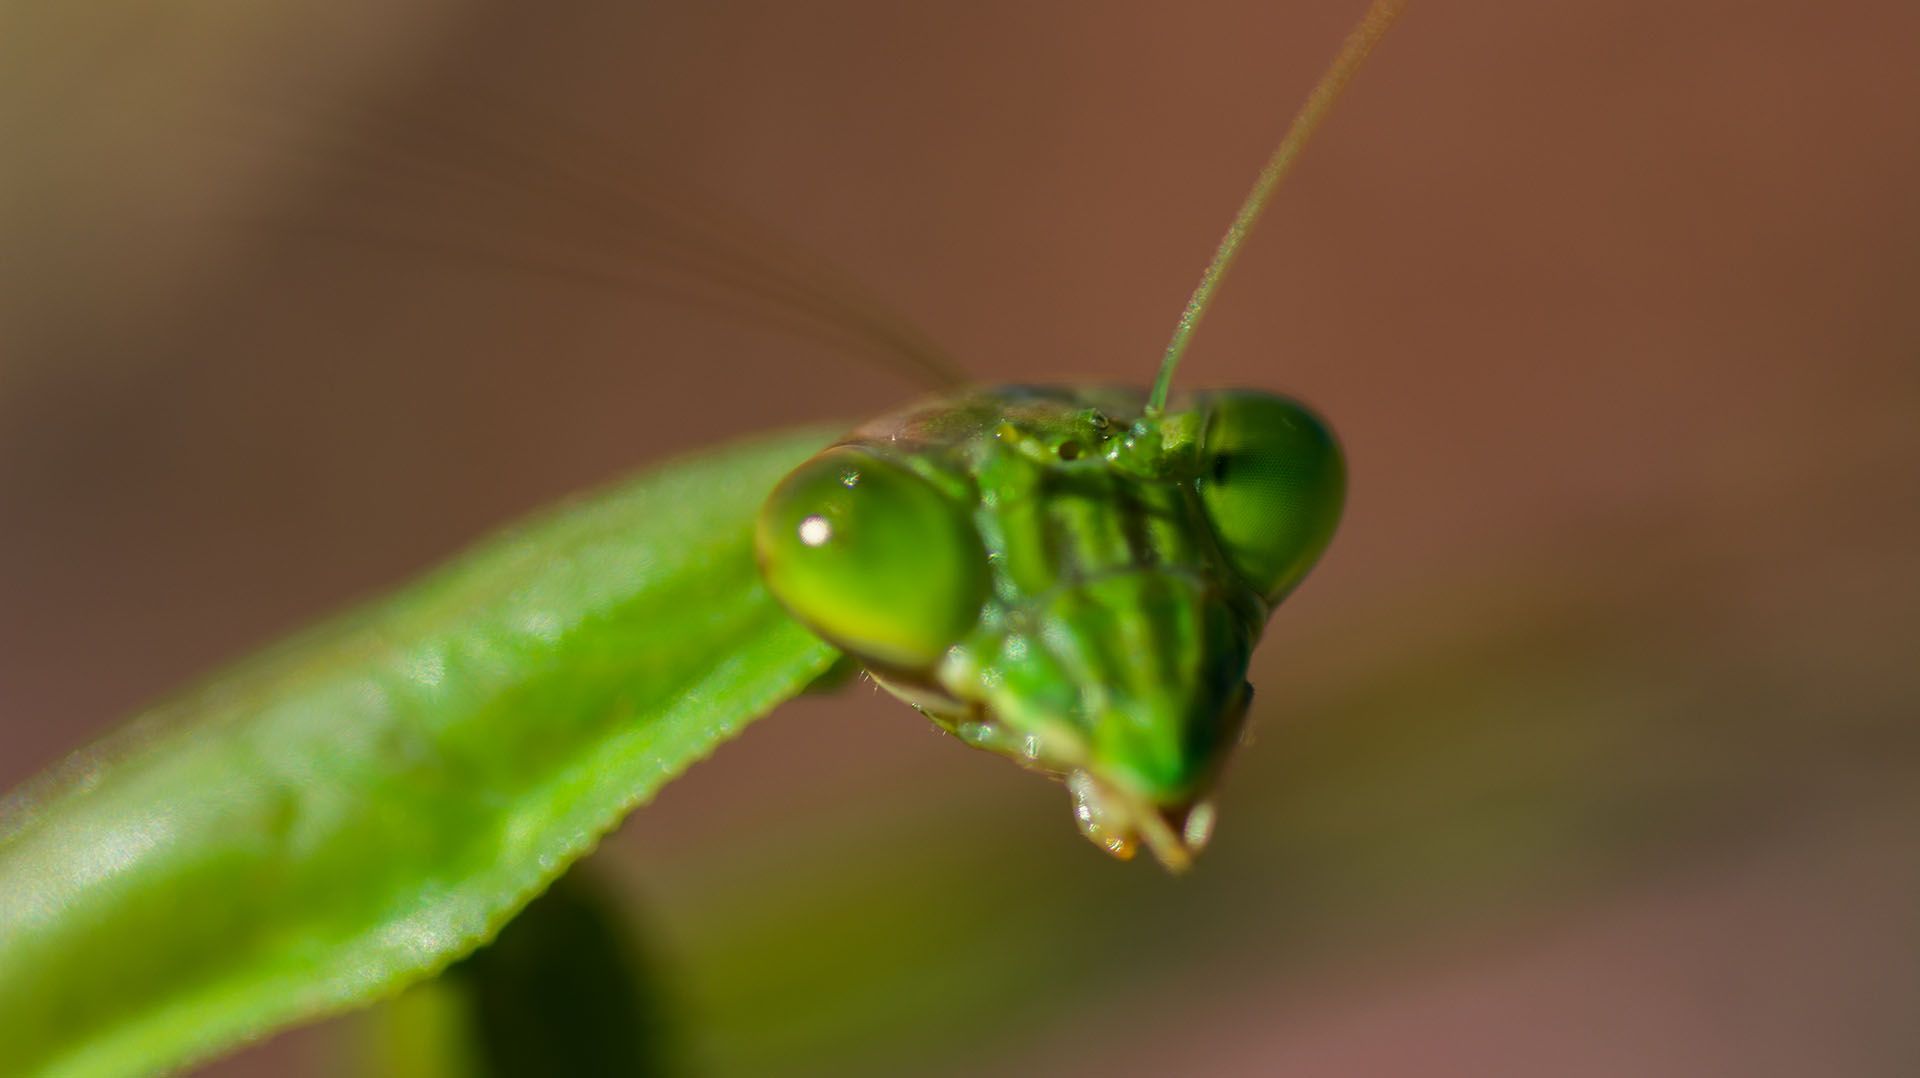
[1147,0,1407,414]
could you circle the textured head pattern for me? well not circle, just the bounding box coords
[758,385,1341,869]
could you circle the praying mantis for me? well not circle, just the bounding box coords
[0,2,1404,1075]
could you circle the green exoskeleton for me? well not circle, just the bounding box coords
[753,0,1402,868]
[0,2,1403,1074]
[757,387,1342,868]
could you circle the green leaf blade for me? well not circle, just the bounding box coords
[0,425,842,1078]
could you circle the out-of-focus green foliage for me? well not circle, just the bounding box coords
[362,869,675,1077]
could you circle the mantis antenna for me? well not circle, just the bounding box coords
[1147,0,1408,414]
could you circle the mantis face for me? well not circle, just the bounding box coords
[757,385,1345,869]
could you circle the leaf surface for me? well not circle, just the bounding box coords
[0,426,842,1078]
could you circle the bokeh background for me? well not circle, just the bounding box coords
[4,0,1918,1074]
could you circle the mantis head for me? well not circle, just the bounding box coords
[756,0,1395,868]
[756,388,1344,870]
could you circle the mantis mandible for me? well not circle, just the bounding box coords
[0,3,1404,1075]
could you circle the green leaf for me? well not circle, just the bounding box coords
[0,425,842,1078]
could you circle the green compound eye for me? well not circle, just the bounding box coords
[757,445,988,669]
[1194,391,1347,602]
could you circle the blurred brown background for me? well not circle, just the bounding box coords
[3,1,1918,1075]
